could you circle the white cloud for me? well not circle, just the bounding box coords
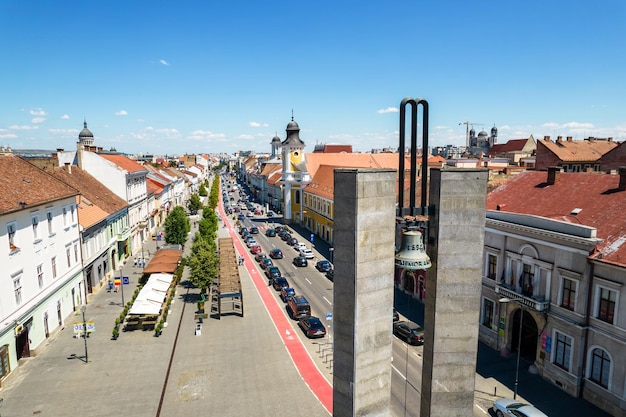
[238,134,254,140]
[137,118,145,123]
[249,122,269,127]
[377,107,399,114]
[115,110,128,116]
[160,59,170,66]
[562,121,594,129]
[9,125,38,130]
[61,114,70,120]
[31,117,46,124]
[29,108,47,116]
[187,130,227,141]
[0,133,18,139]
[48,128,79,135]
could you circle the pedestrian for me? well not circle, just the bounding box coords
[133,258,137,268]
[108,280,113,292]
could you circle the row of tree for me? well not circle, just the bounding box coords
[187,175,222,291]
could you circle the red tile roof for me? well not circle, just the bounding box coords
[487,170,626,265]
[100,154,148,173]
[538,137,617,162]
[0,155,78,215]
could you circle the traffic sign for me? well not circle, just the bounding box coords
[310,233,314,242]
[122,276,130,285]
[326,312,332,321]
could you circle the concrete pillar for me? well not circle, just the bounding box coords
[333,168,397,417]
[420,168,489,417]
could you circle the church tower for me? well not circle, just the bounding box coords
[280,116,310,223]
[270,133,281,159]
[79,120,94,147]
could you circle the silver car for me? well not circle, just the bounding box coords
[493,398,548,417]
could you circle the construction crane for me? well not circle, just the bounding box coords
[459,121,483,147]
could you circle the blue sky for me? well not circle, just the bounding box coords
[1,1,624,156]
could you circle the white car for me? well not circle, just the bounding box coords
[299,248,314,259]
[492,398,548,417]
[294,242,307,252]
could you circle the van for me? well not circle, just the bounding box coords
[287,295,311,320]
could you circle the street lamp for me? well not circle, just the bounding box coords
[81,305,88,364]
[499,297,523,399]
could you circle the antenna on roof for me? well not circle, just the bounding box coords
[291,109,294,121]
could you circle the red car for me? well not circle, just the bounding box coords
[250,245,262,254]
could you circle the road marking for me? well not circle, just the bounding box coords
[322,296,332,306]
[475,404,488,414]
[305,278,312,285]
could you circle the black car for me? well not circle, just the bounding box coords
[279,231,292,241]
[239,226,248,236]
[292,256,308,267]
[265,228,276,237]
[393,309,399,322]
[315,260,332,272]
[272,276,289,291]
[249,226,259,234]
[287,237,298,246]
[323,268,333,281]
[265,266,281,280]
[393,321,424,345]
[274,225,284,233]
[254,253,268,263]
[269,248,283,259]
[298,317,327,339]
[260,258,274,270]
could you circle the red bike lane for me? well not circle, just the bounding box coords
[218,201,333,414]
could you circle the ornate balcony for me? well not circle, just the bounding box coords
[495,285,550,312]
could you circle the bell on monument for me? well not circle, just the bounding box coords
[395,230,431,270]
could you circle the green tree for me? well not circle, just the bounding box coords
[198,183,208,197]
[187,236,220,291]
[164,206,190,247]
[188,193,203,215]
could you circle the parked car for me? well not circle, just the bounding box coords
[269,248,283,259]
[287,295,311,320]
[279,231,292,241]
[315,260,332,272]
[246,238,257,248]
[492,398,548,417]
[249,226,259,234]
[292,256,308,267]
[280,287,295,302]
[287,237,298,246]
[294,242,307,252]
[265,228,276,237]
[299,248,314,259]
[261,258,274,270]
[274,225,284,233]
[393,309,399,322]
[254,253,268,263]
[239,226,248,236]
[393,321,424,345]
[249,245,262,254]
[265,266,281,280]
[238,213,245,221]
[326,268,334,281]
[298,316,327,339]
[272,276,289,291]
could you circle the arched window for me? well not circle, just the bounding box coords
[589,347,610,388]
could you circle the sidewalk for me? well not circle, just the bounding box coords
[0,215,329,417]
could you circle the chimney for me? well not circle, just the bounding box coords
[547,166,561,185]
[543,135,551,141]
[609,137,614,143]
[64,162,72,174]
[77,142,84,169]
[566,136,573,142]
[619,167,626,191]
[557,136,562,141]
[588,137,595,143]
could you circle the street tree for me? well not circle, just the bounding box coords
[164,206,190,247]
[188,193,202,215]
[187,236,220,291]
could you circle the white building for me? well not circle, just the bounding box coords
[0,153,85,382]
